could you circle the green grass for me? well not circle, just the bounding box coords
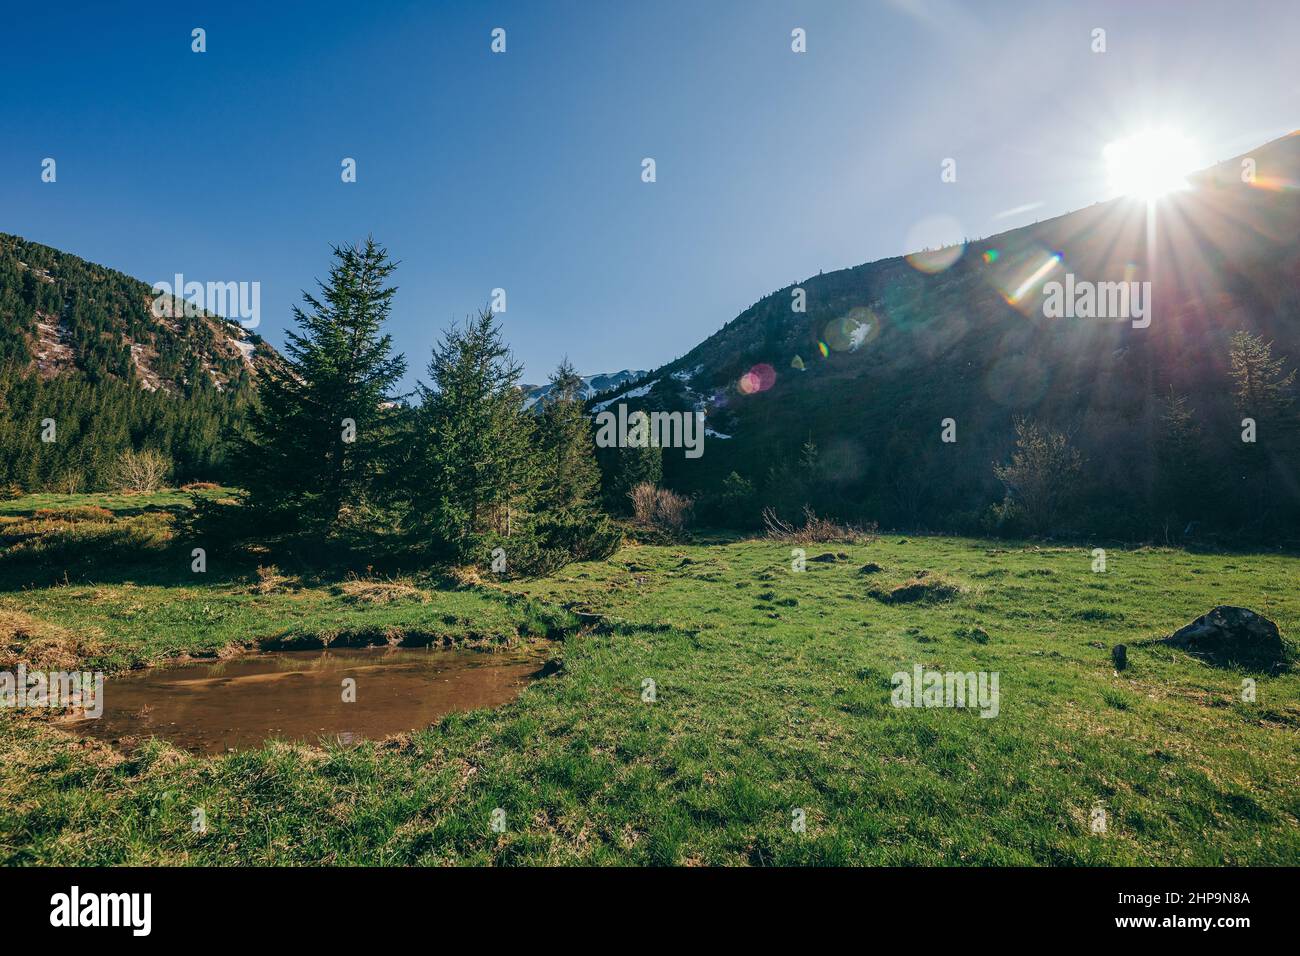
[1,493,1298,865]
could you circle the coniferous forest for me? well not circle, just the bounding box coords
[6,205,1298,561]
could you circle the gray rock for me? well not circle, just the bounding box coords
[1164,606,1290,671]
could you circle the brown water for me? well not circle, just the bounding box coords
[62,647,546,754]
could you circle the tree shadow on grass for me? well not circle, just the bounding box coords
[0,510,451,594]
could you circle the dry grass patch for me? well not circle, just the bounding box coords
[246,565,302,595]
[870,571,966,604]
[31,506,113,523]
[0,609,105,670]
[449,565,485,587]
[333,577,427,605]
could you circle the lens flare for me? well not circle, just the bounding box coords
[822,307,881,352]
[982,243,1066,315]
[738,363,776,395]
[904,215,967,274]
[1006,252,1062,306]
[1251,176,1300,192]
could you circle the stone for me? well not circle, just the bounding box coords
[1164,606,1290,671]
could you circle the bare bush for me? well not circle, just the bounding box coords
[762,505,876,544]
[653,488,693,531]
[54,469,84,495]
[629,482,694,532]
[629,482,659,524]
[113,448,171,493]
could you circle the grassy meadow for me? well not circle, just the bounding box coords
[1,491,1297,865]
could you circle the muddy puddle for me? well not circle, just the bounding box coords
[62,647,547,755]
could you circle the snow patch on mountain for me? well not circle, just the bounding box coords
[522,369,648,409]
[591,379,659,412]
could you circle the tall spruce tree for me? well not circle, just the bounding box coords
[1228,331,1297,529]
[1154,388,1210,538]
[598,442,662,513]
[536,358,601,512]
[242,239,406,531]
[408,308,540,560]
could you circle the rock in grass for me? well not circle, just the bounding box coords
[810,552,840,563]
[858,562,884,574]
[1163,606,1290,671]
[1112,644,1127,671]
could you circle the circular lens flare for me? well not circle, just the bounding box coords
[738,363,776,395]
[822,307,881,352]
[905,215,966,274]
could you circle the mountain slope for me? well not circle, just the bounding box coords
[608,131,1300,537]
[0,234,281,491]
[0,233,278,394]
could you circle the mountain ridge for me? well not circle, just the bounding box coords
[594,131,1300,536]
[521,368,648,409]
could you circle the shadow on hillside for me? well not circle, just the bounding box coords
[0,514,460,594]
[0,504,182,520]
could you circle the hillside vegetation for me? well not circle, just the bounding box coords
[0,234,277,491]
[598,133,1300,543]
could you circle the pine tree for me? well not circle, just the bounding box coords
[241,239,406,531]
[1227,331,1297,530]
[536,358,601,512]
[1229,331,1295,424]
[1154,388,1211,538]
[599,442,662,513]
[525,358,622,569]
[993,418,1084,535]
[408,308,539,560]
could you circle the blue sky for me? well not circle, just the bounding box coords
[2,0,1296,386]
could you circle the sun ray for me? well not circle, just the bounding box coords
[1104,129,1200,200]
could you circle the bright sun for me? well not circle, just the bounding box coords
[1104,129,1199,200]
